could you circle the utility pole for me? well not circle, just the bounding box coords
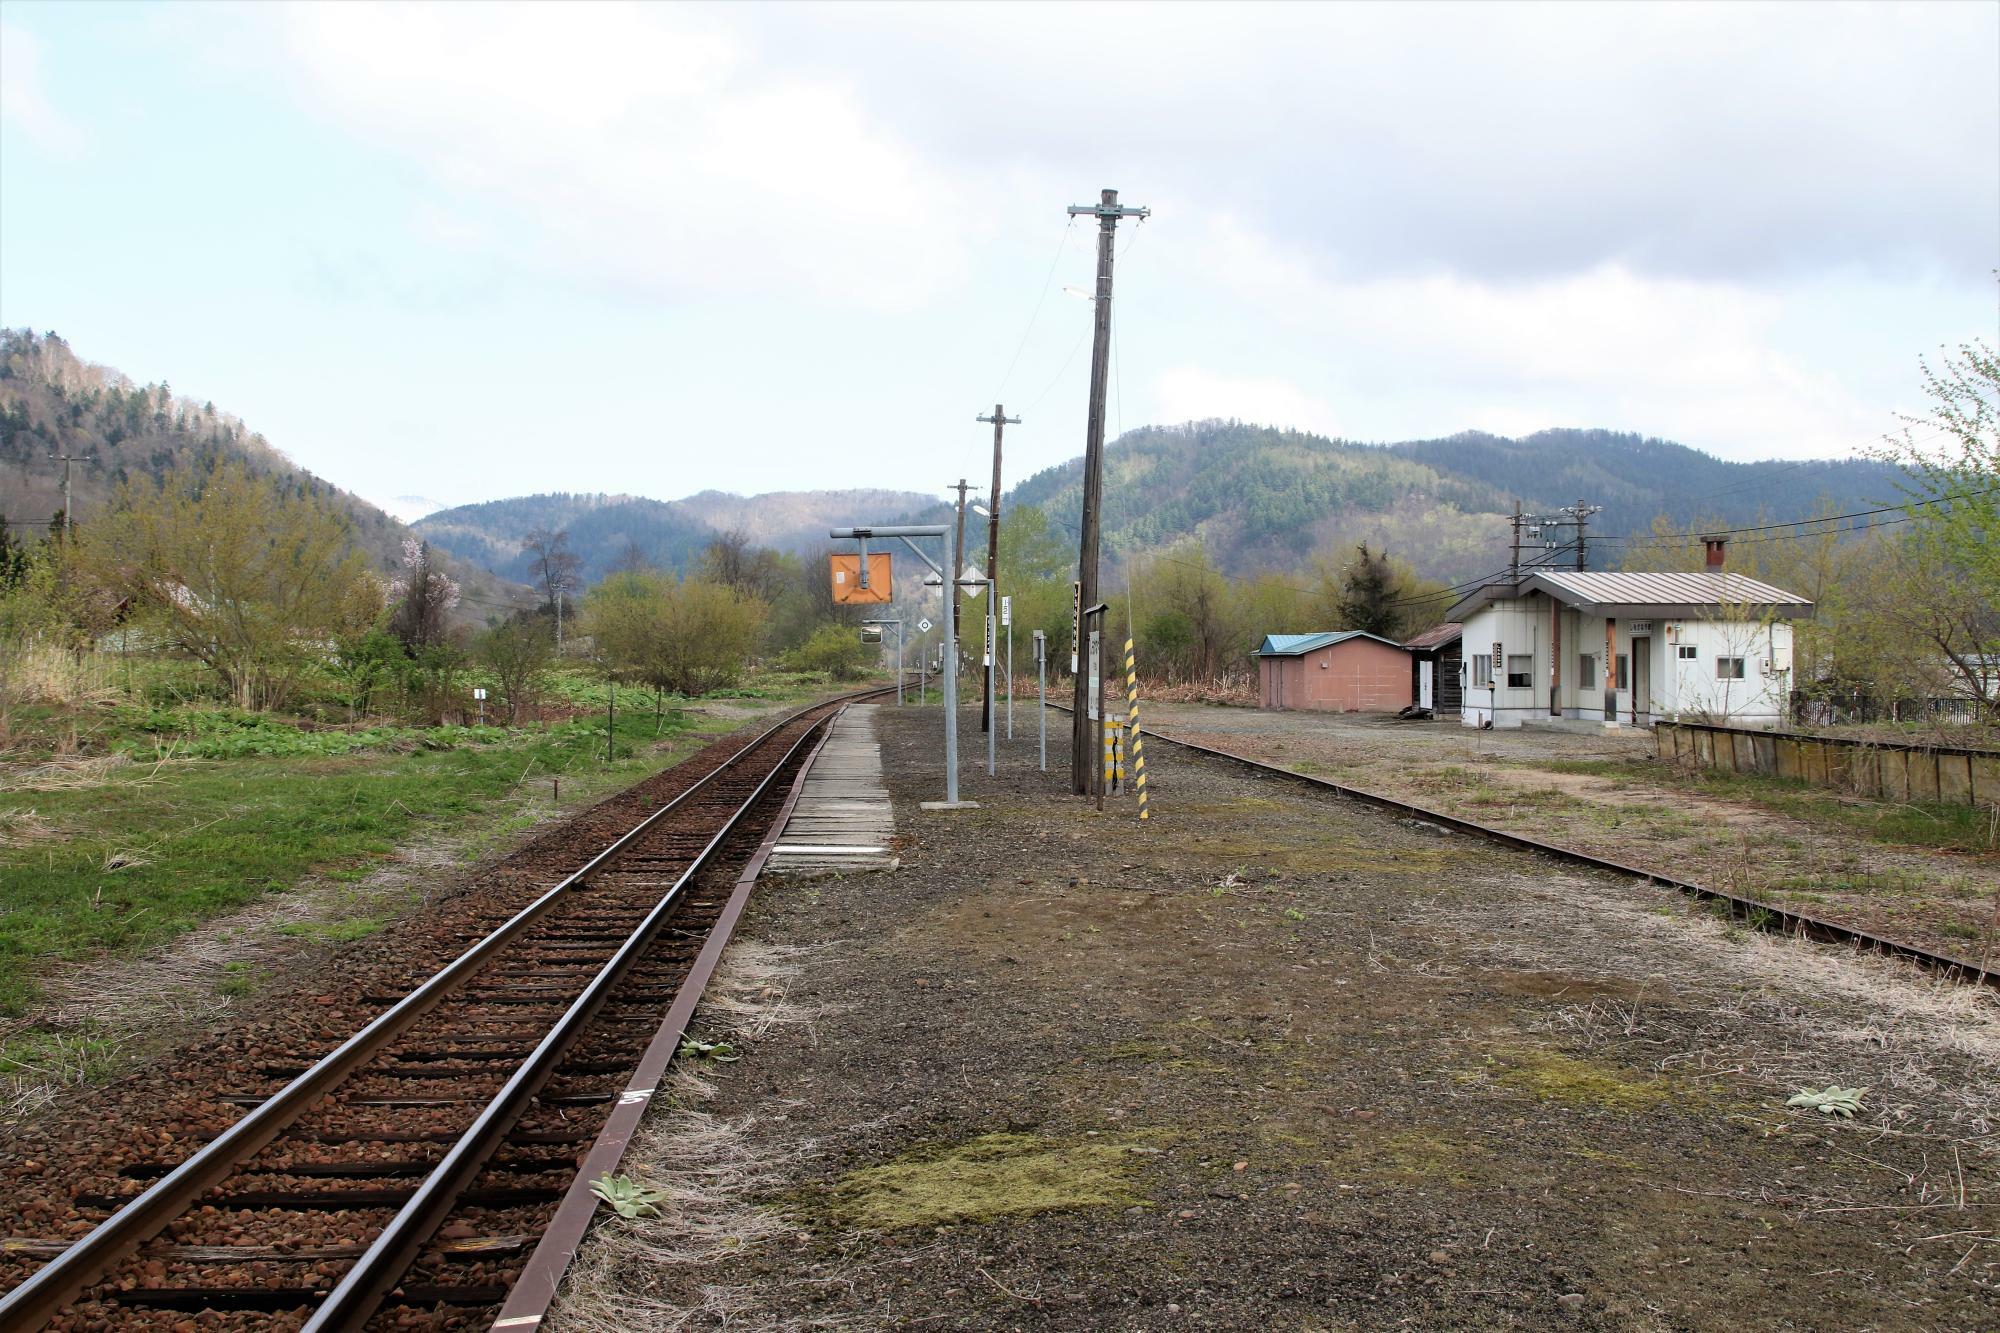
[977,405,1019,734]
[1574,497,1593,571]
[1066,187,1149,794]
[949,479,976,683]
[1509,499,1523,581]
[49,453,91,539]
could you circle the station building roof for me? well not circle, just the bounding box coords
[1444,571,1815,623]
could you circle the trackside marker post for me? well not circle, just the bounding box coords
[1125,636,1148,820]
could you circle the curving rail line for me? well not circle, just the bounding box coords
[0,688,886,1331]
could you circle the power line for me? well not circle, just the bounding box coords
[993,218,1077,402]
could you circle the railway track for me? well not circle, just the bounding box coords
[0,689,885,1331]
[1062,705,1998,990]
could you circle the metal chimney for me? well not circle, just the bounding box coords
[1702,535,1727,570]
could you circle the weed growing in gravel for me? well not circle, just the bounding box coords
[277,916,383,944]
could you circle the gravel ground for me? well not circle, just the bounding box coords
[1138,703,2000,965]
[560,701,2000,1331]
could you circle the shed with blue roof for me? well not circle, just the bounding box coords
[1255,630,1414,712]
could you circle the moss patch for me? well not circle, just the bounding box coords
[826,1132,1147,1229]
[1481,1045,1672,1111]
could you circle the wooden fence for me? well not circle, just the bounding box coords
[1655,721,1999,811]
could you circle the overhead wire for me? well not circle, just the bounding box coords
[992,217,1077,403]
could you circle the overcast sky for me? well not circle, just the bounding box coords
[2,1,1994,514]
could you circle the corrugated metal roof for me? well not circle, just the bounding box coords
[1256,630,1409,656]
[1257,632,1353,656]
[1532,570,1809,607]
[1443,569,1815,623]
[1402,622,1463,651]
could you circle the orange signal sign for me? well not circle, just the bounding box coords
[830,552,892,605]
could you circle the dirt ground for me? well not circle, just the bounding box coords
[1137,704,2000,967]
[549,702,2000,1331]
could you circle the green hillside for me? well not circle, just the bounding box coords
[1004,419,1902,582]
[0,329,531,615]
[1387,428,1900,539]
[414,486,934,588]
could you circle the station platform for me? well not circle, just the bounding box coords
[764,703,899,875]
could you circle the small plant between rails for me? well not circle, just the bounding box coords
[0,687,887,1331]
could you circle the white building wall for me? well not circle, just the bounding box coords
[1458,600,1552,728]
[1661,618,1793,726]
[1459,599,1796,729]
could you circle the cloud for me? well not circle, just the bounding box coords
[742,1,1998,284]
[1152,366,1342,438]
[1149,216,1891,458]
[270,4,967,311]
[0,23,85,155]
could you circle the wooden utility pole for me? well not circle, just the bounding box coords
[950,478,976,683]
[1066,188,1149,794]
[977,405,1019,733]
[1509,499,1523,581]
[49,453,91,539]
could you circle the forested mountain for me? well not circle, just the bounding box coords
[1005,420,1902,583]
[413,494,718,588]
[0,329,530,614]
[1386,428,1900,541]
[414,487,931,588]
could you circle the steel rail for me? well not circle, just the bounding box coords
[303,712,832,1329]
[1056,705,1998,990]
[490,703,841,1330]
[0,689,881,1331]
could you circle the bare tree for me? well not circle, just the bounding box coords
[520,526,582,613]
[475,617,555,725]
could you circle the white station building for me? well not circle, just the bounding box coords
[1442,544,1814,730]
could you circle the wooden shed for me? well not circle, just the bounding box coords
[1255,632,1414,712]
[1403,622,1463,716]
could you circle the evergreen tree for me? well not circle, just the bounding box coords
[1339,544,1398,636]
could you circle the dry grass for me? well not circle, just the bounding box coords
[0,1028,127,1119]
[0,753,135,793]
[0,641,120,708]
[547,941,840,1333]
[0,808,62,848]
[1483,874,2000,1134]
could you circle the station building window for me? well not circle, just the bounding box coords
[1506,654,1534,688]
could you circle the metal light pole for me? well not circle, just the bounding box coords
[831,525,972,808]
[1034,630,1047,771]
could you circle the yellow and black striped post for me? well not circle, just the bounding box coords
[1124,637,1148,820]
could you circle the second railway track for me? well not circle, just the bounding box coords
[0,689,886,1331]
[1057,703,1999,991]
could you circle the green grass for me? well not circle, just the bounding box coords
[0,669,842,1017]
[277,915,384,943]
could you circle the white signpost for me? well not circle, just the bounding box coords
[1000,596,1013,738]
